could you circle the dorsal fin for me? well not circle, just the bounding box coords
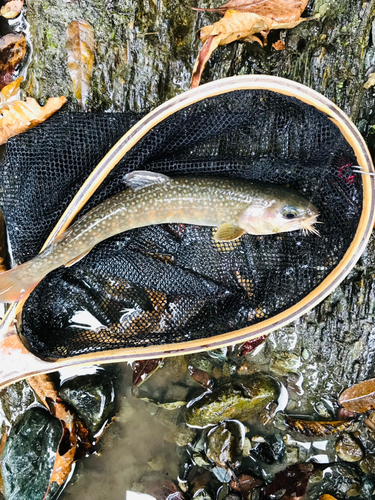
[124,171,171,191]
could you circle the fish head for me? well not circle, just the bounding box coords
[238,188,320,236]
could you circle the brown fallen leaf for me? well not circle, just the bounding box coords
[0,0,23,19]
[0,33,26,90]
[66,20,95,110]
[261,463,316,499]
[133,358,164,387]
[339,378,375,413]
[28,374,90,498]
[239,335,267,356]
[188,366,213,389]
[191,10,308,88]
[273,39,286,50]
[0,431,8,495]
[285,416,354,436]
[0,76,66,144]
[338,407,360,420]
[192,0,308,22]
[230,473,264,493]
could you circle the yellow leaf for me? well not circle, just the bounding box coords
[364,72,375,89]
[0,76,22,102]
[0,0,23,19]
[66,20,95,110]
[0,78,66,145]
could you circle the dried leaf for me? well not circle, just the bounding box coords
[365,417,375,432]
[188,366,213,389]
[28,374,89,498]
[319,496,338,500]
[338,407,360,420]
[66,20,95,110]
[230,473,264,493]
[0,432,8,495]
[192,0,308,22]
[272,39,286,50]
[285,416,354,436]
[133,358,164,387]
[145,477,183,500]
[339,378,375,413]
[191,10,307,88]
[0,0,23,19]
[0,33,26,90]
[239,335,267,356]
[0,77,66,144]
[260,463,315,499]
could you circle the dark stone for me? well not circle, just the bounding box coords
[206,420,245,468]
[251,442,276,465]
[1,407,62,500]
[59,368,118,435]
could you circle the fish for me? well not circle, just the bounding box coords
[0,170,319,303]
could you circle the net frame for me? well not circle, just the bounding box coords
[0,74,374,388]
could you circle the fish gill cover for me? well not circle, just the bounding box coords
[0,89,362,358]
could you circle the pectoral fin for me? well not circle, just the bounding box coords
[65,248,93,267]
[214,224,245,242]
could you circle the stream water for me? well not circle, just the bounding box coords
[53,332,374,500]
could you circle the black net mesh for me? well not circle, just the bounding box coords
[0,89,362,358]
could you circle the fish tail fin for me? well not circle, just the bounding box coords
[0,261,40,303]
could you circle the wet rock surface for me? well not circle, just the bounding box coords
[59,366,119,436]
[205,420,245,468]
[185,374,279,427]
[1,407,62,500]
[335,433,363,463]
[20,0,375,135]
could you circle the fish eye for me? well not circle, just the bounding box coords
[281,206,298,219]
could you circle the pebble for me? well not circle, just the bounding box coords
[346,483,361,497]
[360,454,375,475]
[336,433,363,462]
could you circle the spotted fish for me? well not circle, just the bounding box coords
[0,171,319,303]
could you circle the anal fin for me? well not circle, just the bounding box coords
[214,223,245,242]
[65,248,93,267]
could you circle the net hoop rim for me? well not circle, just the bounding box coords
[2,75,374,379]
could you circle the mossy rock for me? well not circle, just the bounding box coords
[185,374,279,427]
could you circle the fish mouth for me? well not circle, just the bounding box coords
[300,214,321,237]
